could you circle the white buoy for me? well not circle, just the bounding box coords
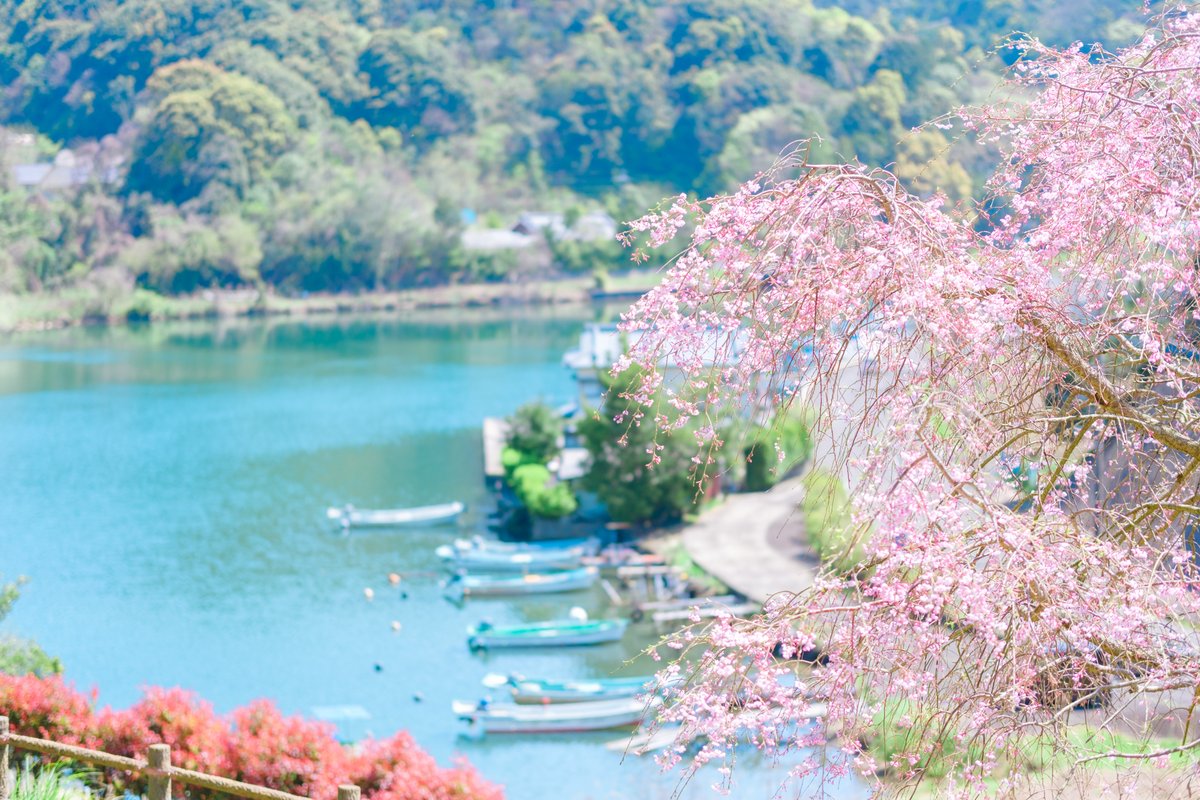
[568,606,589,622]
[363,587,375,601]
[391,621,402,632]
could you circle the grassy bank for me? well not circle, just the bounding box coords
[0,271,664,334]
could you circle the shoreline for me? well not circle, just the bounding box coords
[0,272,661,335]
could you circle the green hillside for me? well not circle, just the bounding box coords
[0,0,1147,302]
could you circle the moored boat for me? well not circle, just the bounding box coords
[435,543,586,572]
[481,672,662,703]
[445,567,598,599]
[327,502,464,528]
[449,536,600,554]
[467,617,627,649]
[452,696,651,734]
[580,544,665,572]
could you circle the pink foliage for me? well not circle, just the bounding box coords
[97,688,231,775]
[621,9,1200,794]
[225,700,348,800]
[0,674,97,747]
[0,675,501,800]
[347,735,503,800]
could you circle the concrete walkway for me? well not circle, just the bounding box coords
[682,476,819,604]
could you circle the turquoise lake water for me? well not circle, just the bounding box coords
[0,310,864,800]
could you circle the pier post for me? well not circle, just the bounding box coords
[338,785,361,800]
[0,717,10,800]
[147,744,171,800]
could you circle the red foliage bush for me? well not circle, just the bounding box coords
[225,700,349,800]
[0,675,502,800]
[347,734,502,800]
[96,687,232,773]
[0,674,97,747]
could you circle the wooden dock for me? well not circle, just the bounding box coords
[482,417,511,486]
[651,600,759,627]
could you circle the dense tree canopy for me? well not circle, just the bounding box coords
[579,365,700,525]
[0,0,1152,302]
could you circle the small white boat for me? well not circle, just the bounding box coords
[445,567,598,599]
[435,543,586,572]
[452,696,652,734]
[327,502,464,528]
[449,536,600,554]
[467,616,627,650]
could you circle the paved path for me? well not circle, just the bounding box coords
[683,348,875,604]
[682,476,819,604]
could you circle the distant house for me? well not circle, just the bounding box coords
[9,144,122,194]
[513,211,618,243]
[460,228,538,251]
[512,212,565,238]
[460,210,618,253]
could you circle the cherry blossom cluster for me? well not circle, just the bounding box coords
[626,10,1200,795]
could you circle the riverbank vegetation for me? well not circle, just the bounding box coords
[501,402,578,521]
[1,577,60,678]
[578,365,701,526]
[798,469,862,574]
[0,0,1147,322]
[9,762,93,800]
[0,674,501,800]
[742,409,815,492]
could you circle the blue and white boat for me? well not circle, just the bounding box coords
[448,536,599,554]
[327,502,464,529]
[435,543,587,572]
[452,696,651,734]
[482,672,662,703]
[445,567,598,599]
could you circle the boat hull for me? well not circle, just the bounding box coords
[452,536,599,554]
[436,546,584,572]
[454,698,649,734]
[510,677,655,703]
[328,502,464,527]
[448,567,597,598]
[467,619,628,650]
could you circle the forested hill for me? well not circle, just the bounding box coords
[0,0,1146,302]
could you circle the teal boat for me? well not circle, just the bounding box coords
[467,617,628,650]
[482,672,662,703]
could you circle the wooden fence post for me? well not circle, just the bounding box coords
[147,744,171,800]
[337,785,361,800]
[0,716,10,800]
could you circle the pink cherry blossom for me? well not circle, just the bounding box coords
[625,11,1200,795]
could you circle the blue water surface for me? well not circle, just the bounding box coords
[0,310,864,800]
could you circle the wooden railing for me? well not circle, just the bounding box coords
[0,716,360,800]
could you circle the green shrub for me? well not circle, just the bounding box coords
[501,446,542,480]
[11,763,88,800]
[870,700,981,780]
[505,402,562,463]
[527,482,578,519]
[743,410,815,491]
[511,463,577,519]
[800,469,863,573]
[119,288,170,323]
[579,363,701,524]
[0,577,60,677]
